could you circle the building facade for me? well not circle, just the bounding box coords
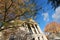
[0,19,48,40]
[19,19,48,40]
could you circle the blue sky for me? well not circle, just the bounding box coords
[35,0,60,31]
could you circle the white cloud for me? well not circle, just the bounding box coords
[52,7,60,22]
[42,13,49,21]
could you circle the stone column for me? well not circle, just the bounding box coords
[34,25,39,34]
[36,25,43,33]
[30,27,35,34]
[40,36,43,40]
[42,36,48,40]
[35,37,38,40]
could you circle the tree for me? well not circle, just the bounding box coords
[44,22,60,40]
[48,0,60,9]
[44,22,60,34]
[0,0,42,31]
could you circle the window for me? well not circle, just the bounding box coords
[32,38,35,40]
[38,37,40,40]
[9,34,15,40]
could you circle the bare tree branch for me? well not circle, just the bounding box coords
[4,0,13,22]
[7,0,13,11]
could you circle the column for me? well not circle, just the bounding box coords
[34,24,39,34]
[30,27,35,34]
[26,25,30,32]
[42,36,48,40]
[37,25,43,33]
[35,37,38,40]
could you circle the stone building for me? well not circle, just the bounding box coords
[0,19,48,40]
[46,33,60,40]
[23,19,48,40]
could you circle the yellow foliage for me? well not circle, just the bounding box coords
[45,22,60,33]
[21,8,26,13]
